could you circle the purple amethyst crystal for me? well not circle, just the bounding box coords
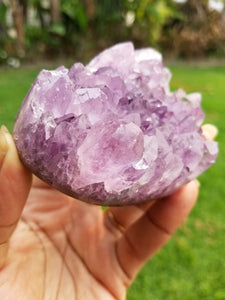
[13,42,218,205]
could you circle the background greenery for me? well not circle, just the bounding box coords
[0,64,224,299]
[1,0,225,66]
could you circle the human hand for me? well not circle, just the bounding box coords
[0,124,217,300]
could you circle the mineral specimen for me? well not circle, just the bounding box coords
[13,42,218,205]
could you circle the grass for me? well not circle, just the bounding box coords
[0,64,225,299]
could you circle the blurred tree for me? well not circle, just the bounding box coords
[9,0,25,55]
[181,0,208,23]
[221,0,225,24]
[0,2,7,35]
[82,0,96,18]
[126,0,180,46]
[1,0,225,64]
[161,0,225,57]
[0,1,8,62]
[93,0,126,39]
[61,0,87,31]
[50,0,61,23]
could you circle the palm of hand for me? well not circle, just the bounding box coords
[0,128,202,300]
[1,180,128,300]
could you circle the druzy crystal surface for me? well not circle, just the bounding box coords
[13,42,218,205]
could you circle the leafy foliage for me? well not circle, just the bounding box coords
[0,0,225,63]
[127,0,179,45]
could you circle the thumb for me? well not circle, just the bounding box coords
[0,125,32,266]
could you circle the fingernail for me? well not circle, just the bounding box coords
[202,124,218,141]
[0,125,9,168]
[1,125,9,134]
[193,179,200,189]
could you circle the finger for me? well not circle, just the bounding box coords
[32,175,52,189]
[202,124,218,141]
[116,180,199,281]
[0,126,32,265]
[105,201,154,233]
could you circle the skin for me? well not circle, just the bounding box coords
[0,125,217,300]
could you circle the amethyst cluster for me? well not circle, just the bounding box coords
[13,42,218,205]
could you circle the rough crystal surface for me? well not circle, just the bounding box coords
[13,42,218,205]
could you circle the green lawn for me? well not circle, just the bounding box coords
[0,64,225,299]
